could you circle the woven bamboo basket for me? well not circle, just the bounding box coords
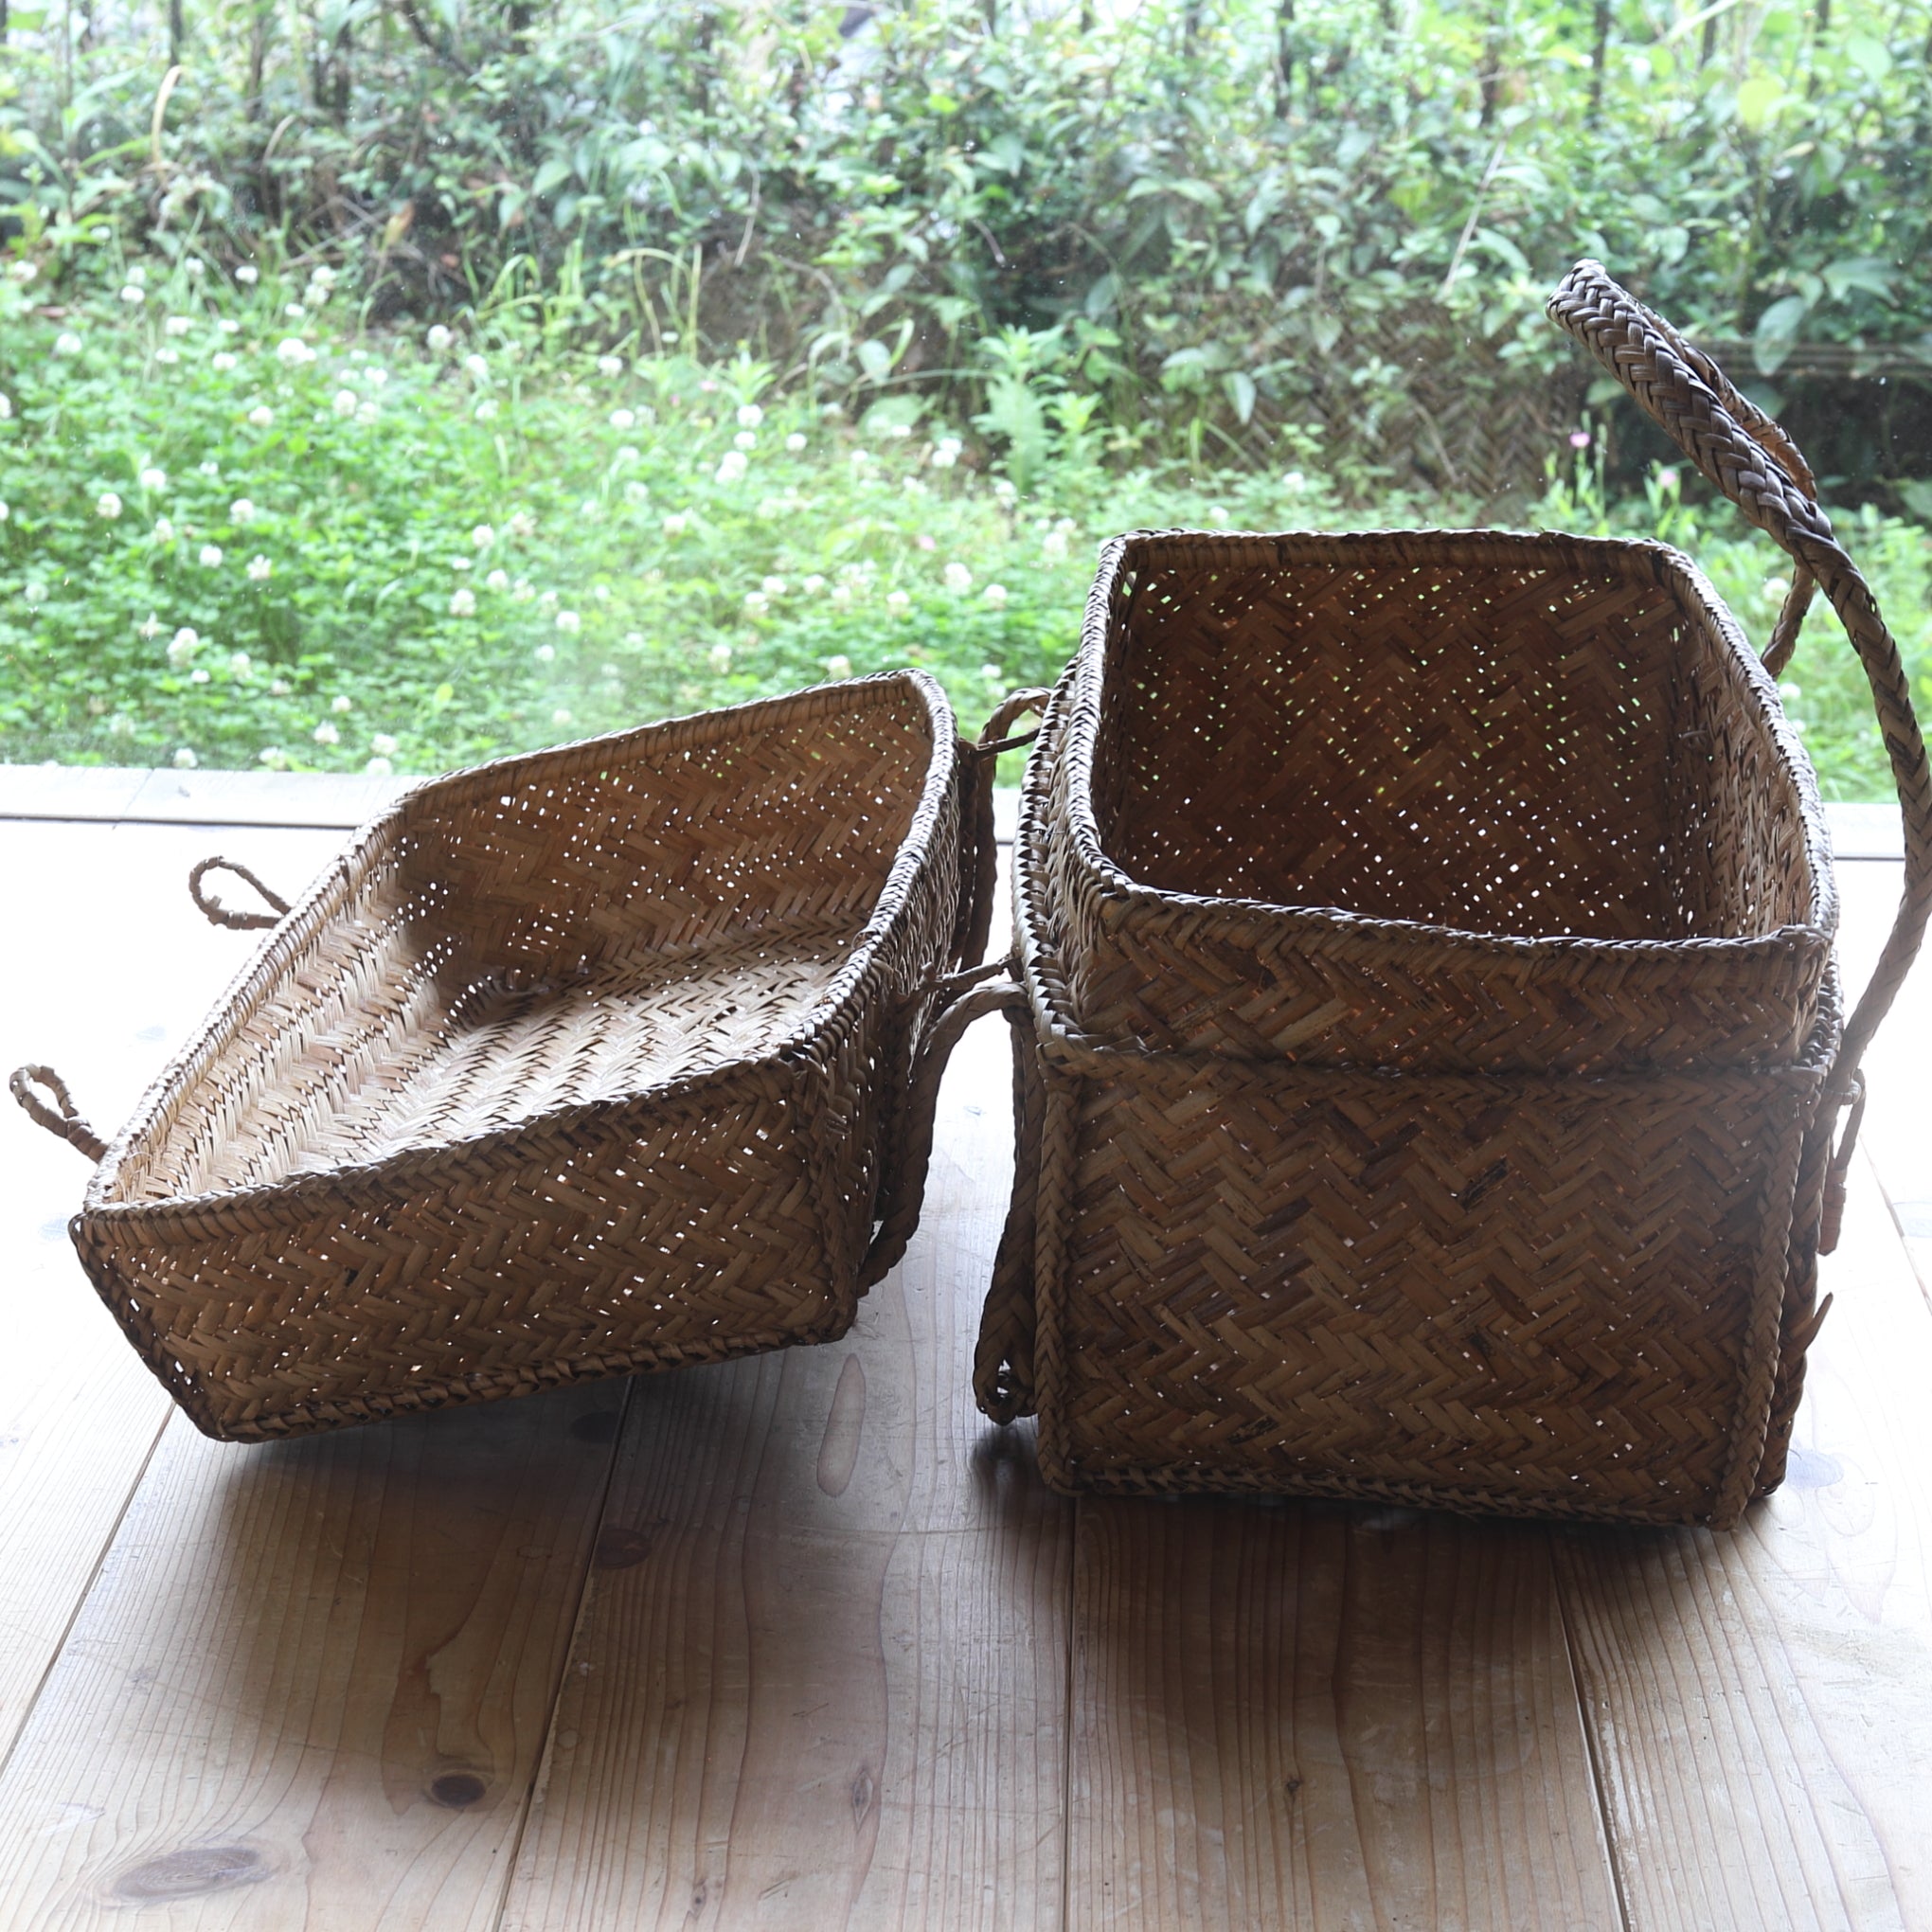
[12,672,1024,1443]
[970,264,1932,1527]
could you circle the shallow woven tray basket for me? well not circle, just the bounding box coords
[14,671,1024,1442]
[970,264,1932,1528]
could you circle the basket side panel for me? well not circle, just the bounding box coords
[1037,1057,1814,1525]
[77,1069,854,1441]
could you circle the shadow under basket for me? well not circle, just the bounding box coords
[19,672,999,1442]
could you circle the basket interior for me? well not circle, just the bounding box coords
[1089,534,1816,942]
[117,681,939,1201]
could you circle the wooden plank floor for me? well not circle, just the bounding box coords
[0,799,1927,1930]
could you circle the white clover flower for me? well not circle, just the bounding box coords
[715,449,748,485]
[9,259,39,283]
[247,555,273,581]
[511,578,535,602]
[981,662,1005,682]
[229,651,253,677]
[992,477,1018,506]
[155,348,180,366]
[330,694,352,714]
[23,581,48,606]
[733,430,757,451]
[450,587,477,617]
[97,492,123,520]
[200,544,224,567]
[785,432,807,452]
[137,613,162,640]
[760,575,787,597]
[173,746,197,769]
[55,331,83,355]
[593,582,612,602]
[707,642,732,671]
[259,745,289,768]
[275,337,315,367]
[1041,528,1069,562]
[615,445,640,467]
[284,303,306,320]
[0,502,8,524]
[930,437,963,469]
[450,555,472,571]
[163,314,192,337]
[743,591,769,614]
[474,398,499,421]
[125,264,147,286]
[332,388,358,417]
[1206,504,1229,528]
[1779,681,1802,702]
[597,353,623,377]
[623,479,650,505]
[1283,469,1307,492]
[886,589,911,612]
[462,353,489,382]
[943,562,972,595]
[555,609,581,634]
[367,367,388,388]
[184,258,206,278]
[552,707,574,726]
[218,318,242,335]
[313,721,341,745]
[471,524,495,549]
[311,264,339,289]
[365,756,393,778]
[662,511,689,535]
[369,733,399,758]
[152,517,174,543]
[801,574,827,595]
[248,405,275,427]
[119,284,146,305]
[189,667,211,684]
[269,678,292,696]
[230,498,256,524]
[236,264,259,284]
[505,509,536,539]
[426,324,453,353]
[983,582,1009,608]
[0,392,10,420]
[534,642,557,665]
[824,653,854,679]
[168,627,200,667]
[211,351,238,372]
[609,408,635,431]
[139,466,168,492]
[831,582,852,606]
[356,400,379,424]
[737,402,764,429]
[485,568,510,592]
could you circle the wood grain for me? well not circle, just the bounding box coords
[500,1010,1075,1932]
[1555,1153,1932,1932]
[0,1385,620,1931]
[1065,1495,1621,1931]
[0,823,341,1763]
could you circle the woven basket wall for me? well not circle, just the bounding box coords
[974,263,1932,1528]
[1049,528,1834,1073]
[53,673,983,1442]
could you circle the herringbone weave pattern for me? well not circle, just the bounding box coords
[975,266,1932,1527]
[33,673,986,1441]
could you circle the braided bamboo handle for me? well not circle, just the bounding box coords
[188,856,293,931]
[1547,260,1932,1105]
[9,1065,108,1162]
[952,689,1050,973]
[858,969,1028,1291]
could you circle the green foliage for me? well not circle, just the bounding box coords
[3,0,1930,490]
[3,276,1924,801]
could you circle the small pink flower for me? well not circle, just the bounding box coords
[1568,430,1592,450]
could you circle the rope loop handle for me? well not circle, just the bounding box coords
[859,971,1029,1292]
[953,689,1053,972]
[1547,260,1932,1101]
[188,856,293,931]
[9,1064,108,1162]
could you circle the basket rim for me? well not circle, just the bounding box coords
[1054,525,1837,965]
[1014,671,1845,1089]
[82,671,963,1224]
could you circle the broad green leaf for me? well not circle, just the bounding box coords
[1735,73,1783,133]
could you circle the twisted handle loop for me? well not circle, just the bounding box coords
[1547,260,1932,1104]
[9,1065,108,1162]
[859,970,1029,1292]
[188,856,293,931]
[952,689,1051,973]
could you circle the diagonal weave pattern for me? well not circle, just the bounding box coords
[57,673,986,1441]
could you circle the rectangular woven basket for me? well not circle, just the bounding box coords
[972,264,1932,1528]
[16,671,1008,1442]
